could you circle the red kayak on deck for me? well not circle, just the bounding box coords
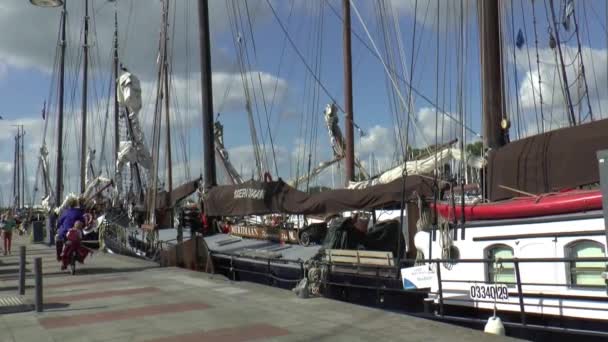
[432,189,603,221]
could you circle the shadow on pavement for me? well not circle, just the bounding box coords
[44,266,158,277]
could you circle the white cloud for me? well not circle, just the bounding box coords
[0,0,253,80]
[517,45,608,108]
[515,44,608,136]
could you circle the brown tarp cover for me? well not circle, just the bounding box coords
[150,179,200,209]
[488,118,608,201]
[204,175,437,216]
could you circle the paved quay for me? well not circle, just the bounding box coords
[0,235,521,342]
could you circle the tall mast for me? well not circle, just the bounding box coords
[13,134,18,209]
[80,0,89,193]
[477,0,508,149]
[56,0,67,206]
[164,0,173,219]
[342,0,355,184]
[198,0,216,189]
[20,126,25,208]
[113,6,119,171]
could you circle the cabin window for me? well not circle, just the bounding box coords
[566,240,606,287]
[486,245,515,284]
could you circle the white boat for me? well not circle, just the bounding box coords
[413,209,608,324]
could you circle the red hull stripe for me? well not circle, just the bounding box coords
[433,190,602,221]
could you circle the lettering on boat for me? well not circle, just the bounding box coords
[234,188,265,199]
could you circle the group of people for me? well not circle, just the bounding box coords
[55,197,91,270]
[0,212,16,255]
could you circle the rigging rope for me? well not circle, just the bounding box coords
[325,0,481,138]
[570,3,594,121]
[530,0,546,132]
[581,1,604,119]
[350,0,438,150]
[265,0,345,113]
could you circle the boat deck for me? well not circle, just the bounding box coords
[205,233,321,265]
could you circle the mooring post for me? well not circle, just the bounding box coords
[18,246,26,295]
[34,257,43,312]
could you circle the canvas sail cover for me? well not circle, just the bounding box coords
[204,176,437,216]
[39,145,53,209]
[348,147,485,189]
[488,118,608,201]
[115,71,152,193]
[117,72,142,113]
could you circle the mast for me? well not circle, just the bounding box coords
[20,126,25,209]
[198,0,216,189]
[164,0,173,220]
[80,0,89,193]
[113,6,119,172]
[342,0,355,184]
[55,0,67,205]
[477,0,508,149]
[13,134,18,209]
[548,0,576,126]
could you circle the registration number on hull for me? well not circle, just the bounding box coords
[469,284,509,300]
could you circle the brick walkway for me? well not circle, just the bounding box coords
[0,235,521,342]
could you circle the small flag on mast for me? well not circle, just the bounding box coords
[42,100,46,120]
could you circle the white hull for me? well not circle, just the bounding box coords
[414,211,608,321]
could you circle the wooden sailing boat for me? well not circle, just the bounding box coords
[410,1,608,337]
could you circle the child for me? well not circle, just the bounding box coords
[61,221,89,270]
[1,213,16,255]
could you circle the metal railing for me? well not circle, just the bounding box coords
[203,249,608,338]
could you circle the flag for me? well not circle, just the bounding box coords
[516,29,525,49]
[42,101,46,120]
[562,0,574,31]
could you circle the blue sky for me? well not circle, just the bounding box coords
[0,0,606,206]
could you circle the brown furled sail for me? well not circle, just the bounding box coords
[487,118,608,201]
[204,176,438,217]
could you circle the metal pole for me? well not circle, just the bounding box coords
[18,246,26,295]
[55,0,67,206]
[34,257,43,312]
[514,260,526,325]
[435,260,444,316]
[13,135,18,209]
[198,0,216,189]
[80,0,89,193]
[342,0,354,184]
[20,126,25,209]
[113,8,119,172]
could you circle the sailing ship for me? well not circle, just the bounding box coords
[29,0,200,259]
[405,1,608,339]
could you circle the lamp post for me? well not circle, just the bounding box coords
[29,0,63,7]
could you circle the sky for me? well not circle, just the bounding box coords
[0,0,606,207]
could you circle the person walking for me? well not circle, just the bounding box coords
[1,212,16,255]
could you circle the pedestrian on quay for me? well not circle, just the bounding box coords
[1,212,16,255]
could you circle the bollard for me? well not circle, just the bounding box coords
[18,246,26,295]
[423,298,434,315]
[34,257,43,312]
